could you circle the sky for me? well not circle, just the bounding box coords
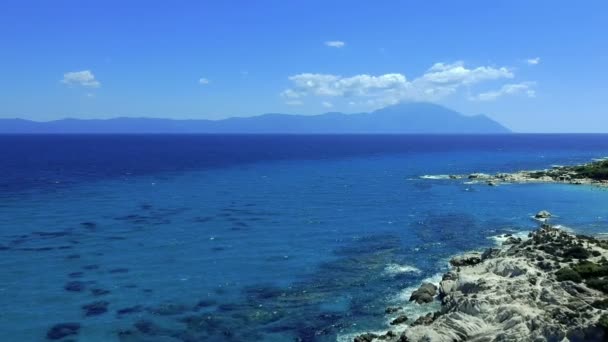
[0,1,606,132]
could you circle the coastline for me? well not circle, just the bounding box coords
[353,219,608,341]
[420,158,608,187]
[351,158,608,341]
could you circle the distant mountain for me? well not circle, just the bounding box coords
[0,103,510,134]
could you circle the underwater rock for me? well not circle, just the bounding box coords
[134,320,162,335]
[390,315,409,325]
[82,301,109,316]
[80,222,97,230]
[64,281,86,292]
[90,288,110,296]
[109,268,129,274]
[535,210,552,219]
[194,299,217,309]
[148,303,191,316]
[354,332,378,342]
[385,306,402,314]
[117,305,143,316]
[46,323,80,340]
[503,236,522,245]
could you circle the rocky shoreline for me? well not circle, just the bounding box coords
[422,158,608,187]
[354,216,608,341]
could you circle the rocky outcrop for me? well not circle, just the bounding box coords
[535,210,552,219]
[353,222,608,342]
[421,158,608,187]
[450,252,482,267]
[409,283,437,304]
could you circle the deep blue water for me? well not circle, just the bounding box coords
[2,134,608,342]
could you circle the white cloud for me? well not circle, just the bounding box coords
[322,101,333,108]
[61,70,100,88]
[199,78,210,85]
[324,41,345,48]
[526,57,541,65]
[281,61,520,107]
[470,82,536,101]
[421,61,512,85]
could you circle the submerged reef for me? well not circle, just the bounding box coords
[354,220,608,341]
[423,158,608,187]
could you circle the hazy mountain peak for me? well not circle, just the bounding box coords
[0,103,510,134]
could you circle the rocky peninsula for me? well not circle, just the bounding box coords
[354,219,608,341]
[424,158,608,187]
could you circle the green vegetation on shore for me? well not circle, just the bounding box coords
[571,160,608,180]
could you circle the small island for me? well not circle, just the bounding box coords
[354,218,608,341]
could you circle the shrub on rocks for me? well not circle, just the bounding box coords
[573,261,608,278]
[587,278,608,293]
[563,246,591,260]
[555,268,582,283]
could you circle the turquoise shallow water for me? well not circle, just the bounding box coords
[1,135,608,341]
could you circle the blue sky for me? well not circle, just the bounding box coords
[0,1,606,132]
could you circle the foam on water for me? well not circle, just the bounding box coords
[419,174,452,180]
[489,231,531,246]
[384,263,421,275]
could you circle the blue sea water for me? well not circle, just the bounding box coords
[1,134,608,342]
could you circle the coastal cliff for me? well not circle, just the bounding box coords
[355,221,608,341]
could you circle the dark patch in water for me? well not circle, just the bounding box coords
[91,288,111,296]
[19,246,55,251]
[134,320,161,335]
[211,246,226,252]
[148,303,192,316]
[46,322,80,340]
[33,231,71,238]
[108,233,402,341]
[82,301,109,316]
[68,272,84,278]
[65,254,80,259]
[83,264,99,270]
[334,233,401,256]
[243,285,285,301]
[233,221,249,228]
[109,268,129,274]
[193,299,217,310]
[117,305,143,316]
[414,212,484,251]
[194,216,213,223]
[64,281,86,292]
[123,284,138,288]
[80,222,97,230]
[141,203,153,210]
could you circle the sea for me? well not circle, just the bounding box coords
[1,134,608,342]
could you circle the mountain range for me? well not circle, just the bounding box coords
[0,102,510,134]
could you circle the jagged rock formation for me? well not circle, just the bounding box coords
[356,223,608,342]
